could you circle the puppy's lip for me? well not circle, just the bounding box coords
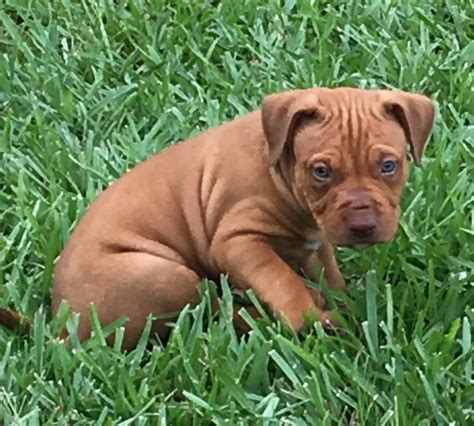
[341,243,373,250]
[333,241,379,250]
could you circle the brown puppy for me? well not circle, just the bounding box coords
[2,88,435,349]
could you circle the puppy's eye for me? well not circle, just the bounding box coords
[380,159,397,175]
[312,163,332,182]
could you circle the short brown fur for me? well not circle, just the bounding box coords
[1,88,435,349]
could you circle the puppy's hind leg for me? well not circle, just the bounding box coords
[54,252,201,350]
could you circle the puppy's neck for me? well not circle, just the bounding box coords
[270,160,312,218]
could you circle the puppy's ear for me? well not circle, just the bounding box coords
[383,92,435,166]
[261,90,321,165]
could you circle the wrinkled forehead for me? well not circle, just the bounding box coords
[315,88,389,130]
[296,89,408,158]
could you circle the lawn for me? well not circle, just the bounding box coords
[0,0,473,424]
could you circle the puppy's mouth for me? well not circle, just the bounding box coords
[352,243,371,250]
[325,232,388,250]
[336,241,377,250]
[331,233,394,250]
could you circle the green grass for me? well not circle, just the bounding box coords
[0,0,473,424]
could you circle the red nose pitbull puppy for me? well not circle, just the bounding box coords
[2,88,435,349]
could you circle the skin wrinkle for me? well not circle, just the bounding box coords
[347,104,354,170]
[357,100,368,173]
[273,156,311,222]
[354,102,362,173]
[363,126,371,170]
[315,114,333,133]
[200,158,213,211]
[353,99,367,176]
[205,176,231,249]
[196,167,209,245]
[339,101,348,153]
[369,102,385,123]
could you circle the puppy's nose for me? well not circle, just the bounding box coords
[346,203,377,238]
[343,188,377,239]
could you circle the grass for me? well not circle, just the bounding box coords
[0,0,473,423]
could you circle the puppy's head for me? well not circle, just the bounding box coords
[262,87,435,248]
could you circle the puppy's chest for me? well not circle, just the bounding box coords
[270,227,324,261]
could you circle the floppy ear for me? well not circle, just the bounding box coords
[382,92,435,166]
[261,90,321,165]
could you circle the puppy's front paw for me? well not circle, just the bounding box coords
[280,304,324,331]
[306,287,327,310]
[318,310,342,331]
[282,307,342,335]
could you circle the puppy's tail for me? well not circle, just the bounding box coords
[0,307,31,335]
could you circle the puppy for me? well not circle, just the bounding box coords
[1,88,434,349]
